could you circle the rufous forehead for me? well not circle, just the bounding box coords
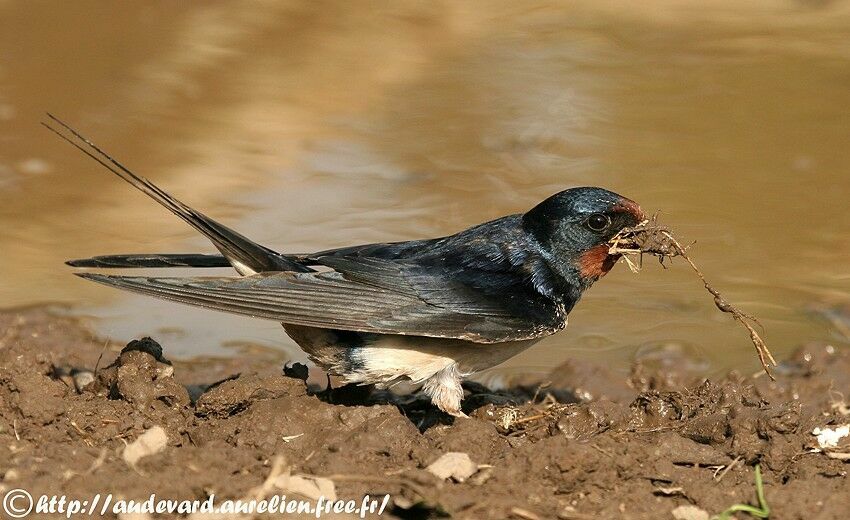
[611,197,645,222]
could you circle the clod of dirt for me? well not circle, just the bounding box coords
[609,217,778,379]
[122,425,168,467]
[608,217,682,267]
[426,452,478,482]
[93,337,190,411]
[194,373,306,417]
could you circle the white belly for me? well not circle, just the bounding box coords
[282,324,540,388]
[348,335,540,387]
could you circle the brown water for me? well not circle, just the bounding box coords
[2,1,848,380]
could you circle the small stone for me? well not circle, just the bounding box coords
[122,426,168,467]
[426,452,477,482]
[671,505,710,520]
[72,370,95,393]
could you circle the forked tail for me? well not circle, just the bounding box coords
[44,114,310,275]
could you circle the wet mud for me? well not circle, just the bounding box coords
[0,308,848,519]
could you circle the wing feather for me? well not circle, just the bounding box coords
[78,268,558,343]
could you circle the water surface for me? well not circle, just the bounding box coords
[1,1,848,380]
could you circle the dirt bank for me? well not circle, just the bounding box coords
[0,308,848,519]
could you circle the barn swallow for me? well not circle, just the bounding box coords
[46,114,645,416]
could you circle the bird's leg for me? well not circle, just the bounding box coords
[323,372,334,403]
[422,363,467,418]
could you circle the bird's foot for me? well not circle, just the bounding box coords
[422,363,467,418]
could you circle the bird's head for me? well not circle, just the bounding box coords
[522,187,645,290]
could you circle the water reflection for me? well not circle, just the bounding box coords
[1,1,848,378]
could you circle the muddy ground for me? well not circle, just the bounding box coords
[0,308,848,519]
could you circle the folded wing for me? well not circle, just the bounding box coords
[78,257,561,343]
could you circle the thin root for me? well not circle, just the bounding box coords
[609,217,777,380]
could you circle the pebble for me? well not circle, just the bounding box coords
[122,425,168,467]
[72,370,95,393]
[671,505,709,520]
[426,452,478,482]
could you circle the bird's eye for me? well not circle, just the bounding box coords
[586,213,611,232]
